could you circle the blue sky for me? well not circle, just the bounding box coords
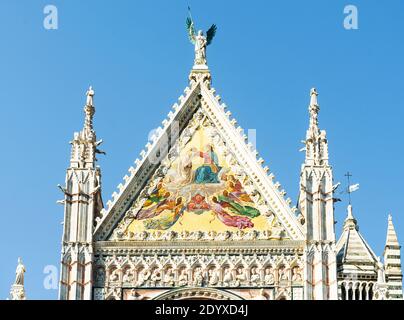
[0,0,403,299]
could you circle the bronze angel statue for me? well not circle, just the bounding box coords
[186,17,217,67]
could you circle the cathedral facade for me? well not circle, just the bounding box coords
[57,34,403,301]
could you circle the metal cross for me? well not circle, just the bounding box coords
[345,172,353,205]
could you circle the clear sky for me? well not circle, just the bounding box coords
[0,0,403,299]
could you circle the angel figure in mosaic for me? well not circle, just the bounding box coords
[211,196,254,230]
[143,197,186,230]
[225,175,254,203]
[136,183,171,220]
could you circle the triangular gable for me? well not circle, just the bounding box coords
[93,70,304,241]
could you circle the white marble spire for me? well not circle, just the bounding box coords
[69,86,100,168]
[303,88,329,166]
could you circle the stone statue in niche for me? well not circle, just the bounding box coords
[163,268,175,286]
[291,266,302,282]
[136,268,151,287]
[264,267,275,285]
[278,266,289,282]
[178,269,189,286]
[223,267,233,286]
[193,267,204,287]
[109,269,120,282]
[208,269,219,286]
[150,268,162,285]
[250,267,260,286]
[122,269,134,283]
[234,267,247,286]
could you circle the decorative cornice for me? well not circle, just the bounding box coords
[94,240,305,256]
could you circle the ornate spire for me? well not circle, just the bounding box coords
[303,88,329,165]
[9,258,26,300]
[69,86,103,169]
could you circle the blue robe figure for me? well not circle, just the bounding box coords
[194,147,221,184]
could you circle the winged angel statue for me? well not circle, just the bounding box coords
[186,17,217,67]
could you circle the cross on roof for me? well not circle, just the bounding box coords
[345,172,353,205]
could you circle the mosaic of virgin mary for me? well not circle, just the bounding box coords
[194,144,222,184]
[132,136,263,232]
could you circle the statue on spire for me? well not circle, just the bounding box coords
[86,86,95,106]
[186,9,216,68]
[309,88,320,130]
[83,85,96,139]
[9,258,26,300]
[14,257,26,286]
